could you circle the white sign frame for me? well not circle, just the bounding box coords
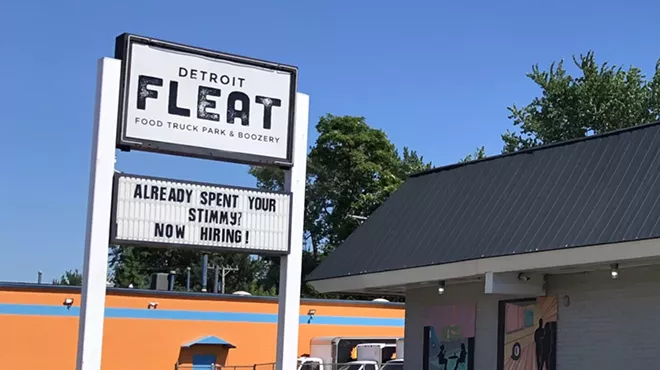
[114,33,298,167]
[77,52,307,370]
[110,173,292,255]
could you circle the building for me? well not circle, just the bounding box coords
[307,121,660,370]
[0,282,404,369]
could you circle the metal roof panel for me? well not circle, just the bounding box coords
[307,121,660,282]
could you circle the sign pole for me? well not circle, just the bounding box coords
[76,57,121,370]
[276,93,309,370]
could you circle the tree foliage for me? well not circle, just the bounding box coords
[52,269,83,286]
[250,114,431,257]
[502,51,660,153]
[110,246,269,294]
[250,114,431,299]
[459,146,486,163]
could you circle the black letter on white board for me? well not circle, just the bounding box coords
[137,75,162,110]
[256,96,281,130]
[227,91,250,126]
[168,81,190,117]
[198,86,221,122]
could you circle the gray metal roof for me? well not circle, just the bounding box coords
[307,121,660,282]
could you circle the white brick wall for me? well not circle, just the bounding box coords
[549,265,660,369]
[404,265,660,370]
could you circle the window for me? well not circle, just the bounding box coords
[298,361,319,370]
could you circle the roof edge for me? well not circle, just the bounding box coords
[182,335,236,348]
[0,281,404,307]
[306,235,660,283]
[410,120,660,178]
[308,237,660,293]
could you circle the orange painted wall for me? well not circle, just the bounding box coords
[0,284,404,370]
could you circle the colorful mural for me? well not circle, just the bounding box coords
[423,303,477,338]
[424,303,476,370]
[500,297,558,370]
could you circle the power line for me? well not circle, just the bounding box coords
[212,265,239,294]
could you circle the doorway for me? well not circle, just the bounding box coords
[192,354,217,370]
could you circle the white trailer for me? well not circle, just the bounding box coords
[381,340,404,370]
[355,343,396,365]
[395,338,404,359]
[297,336,397,370]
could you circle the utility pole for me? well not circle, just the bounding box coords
[213,265,220,293]
[220,266,238,294]
[201,254,208,292]
[186,267,191,292]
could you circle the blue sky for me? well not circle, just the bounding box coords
[1,0,659,282]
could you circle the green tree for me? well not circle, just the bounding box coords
[459,146,487,163]
[503,51,660,153]
[250,114,431,256]
[53,269,83,286]
[398,147,433,176]
[250,114,431,299]
[110,246,268,293]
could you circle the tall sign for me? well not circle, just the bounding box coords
[111,173,292,254]
[114,33,297,167]
[77,34,307,370]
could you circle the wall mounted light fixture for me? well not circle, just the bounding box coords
[437,281,446,295]
[63,298,74,309]
[517,273,530,281]
[610,263,619,279]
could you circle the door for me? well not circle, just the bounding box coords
[192,354,217,370]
